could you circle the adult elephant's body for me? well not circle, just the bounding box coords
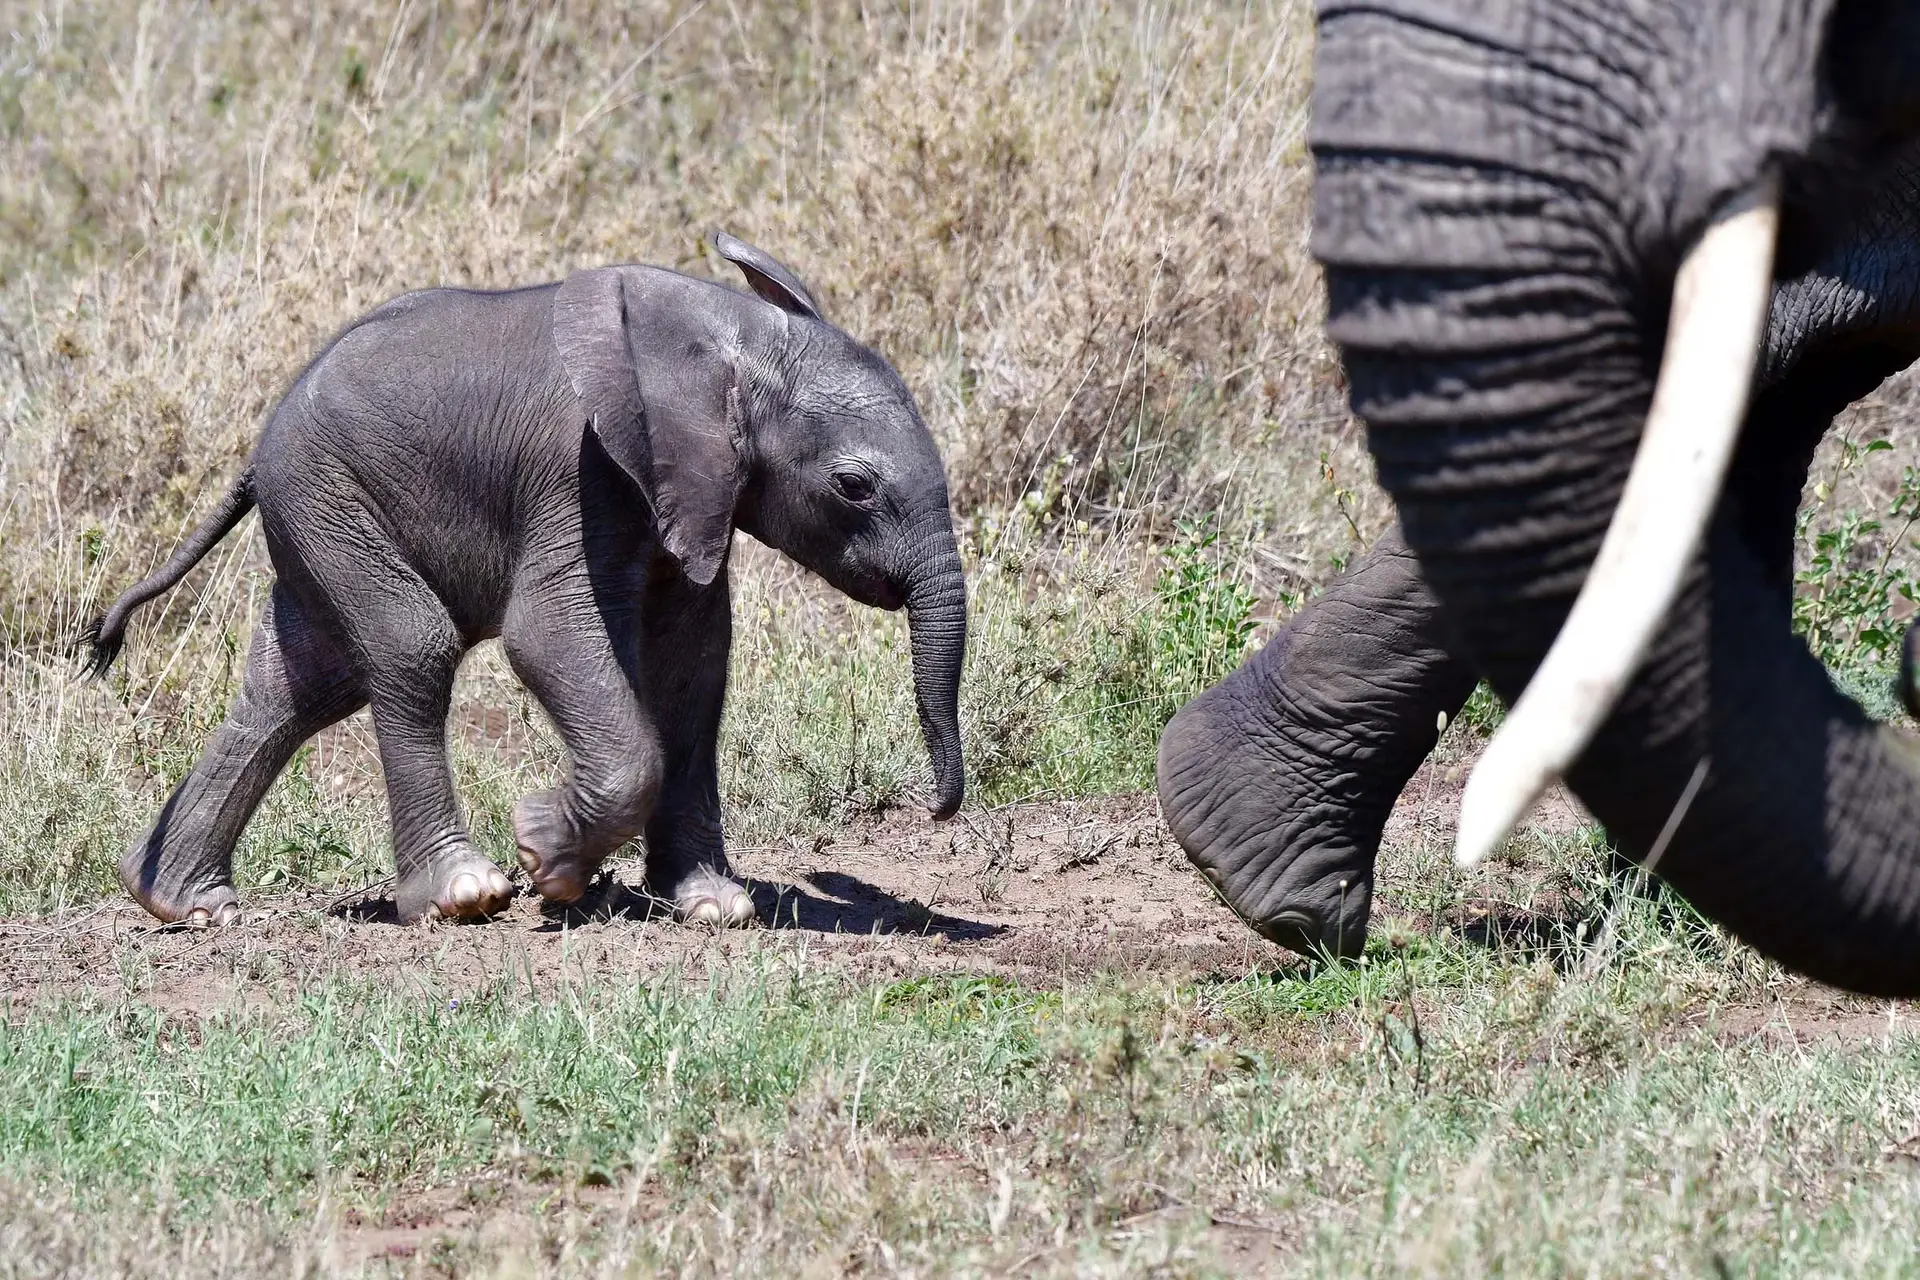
[1160,3,1920,992]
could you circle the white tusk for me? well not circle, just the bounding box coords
[1454,174,1781,868]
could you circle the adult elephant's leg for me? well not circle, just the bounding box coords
[501,577,663,908]
[632,563,754,926]
[120,585,365,924]
[1157,528,1476,958]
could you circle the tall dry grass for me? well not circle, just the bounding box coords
[0,0,1369,910]
[1,0,1348,595]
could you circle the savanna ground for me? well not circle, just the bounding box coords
[6,2,1920,1275]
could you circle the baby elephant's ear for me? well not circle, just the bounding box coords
[711,232,824,321]
[551,266,743,586]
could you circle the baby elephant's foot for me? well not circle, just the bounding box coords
[134,886,240,928]
[513,790,605,905]
[120,851,240,927]
[656,864,757,927]
[396,857,514,923]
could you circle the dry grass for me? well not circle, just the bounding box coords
[0,0,1367,907]
[1,0,1347,588]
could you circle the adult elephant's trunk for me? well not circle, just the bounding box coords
[1313,5,1920,995]
[1454,180,1782,867]
[905,518,967,819]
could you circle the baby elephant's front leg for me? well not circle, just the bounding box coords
[503,602,661,903]
[638,567,755,926]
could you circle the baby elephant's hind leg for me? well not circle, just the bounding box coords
[121,585,365,925]
[361,626,514,924]
[283,504,510,923]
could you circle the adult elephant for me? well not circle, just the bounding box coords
[1158,3,1920,995]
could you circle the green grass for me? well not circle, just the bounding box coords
[7,888,1920,1275]
[1,966,1048,1217]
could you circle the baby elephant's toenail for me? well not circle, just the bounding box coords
[212,902,239,927]
[690,899,723,926]
[486,868,511,901]
[724,892,756,925]
[450,873,482,910]
[537,872,583,904]
[186,907,210,926]
[516,847,539,873]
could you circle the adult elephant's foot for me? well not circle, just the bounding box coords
[650,858,757,926]
[119,848,241,926]
[396,853,514,923]
[1154,533,1477,960]
[1158,671,1381,958]
[512,789,606,905]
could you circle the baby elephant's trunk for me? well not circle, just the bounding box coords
[905,521,967,819]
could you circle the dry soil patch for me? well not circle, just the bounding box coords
[0,794,1266,1010]
[0,783,1900,1061]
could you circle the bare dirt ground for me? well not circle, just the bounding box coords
[0,691,1609,1014]
[0,792,1261,1012]
[0,762,1893,1052]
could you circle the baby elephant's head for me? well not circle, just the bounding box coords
[552,234,966,819]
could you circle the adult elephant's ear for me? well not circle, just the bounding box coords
[711,231,823,321]
[552,266,743,586]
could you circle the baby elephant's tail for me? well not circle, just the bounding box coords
[79,469,257,679]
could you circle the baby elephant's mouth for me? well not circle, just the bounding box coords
[843,573,907,611]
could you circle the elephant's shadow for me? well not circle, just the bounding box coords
[748,871,1003,940]
[1444,867,1695,969]
[330,869,1003,941]
[1446,903,1603,966]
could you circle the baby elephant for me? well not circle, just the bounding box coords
[86,234,967,926]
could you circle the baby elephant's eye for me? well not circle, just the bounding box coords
[832,469,877,503]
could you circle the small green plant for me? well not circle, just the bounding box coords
[1318,448,1366,553]
[938,518,1265,803]
[1145,513,1259,701]
[1794,438,1920,672]
[1454,680,1507,735]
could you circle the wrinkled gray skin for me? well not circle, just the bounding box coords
[1160,3,1920,993]
[1161,144,1920,962]
[87,235,966,926]
[1158,527,1475,958]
